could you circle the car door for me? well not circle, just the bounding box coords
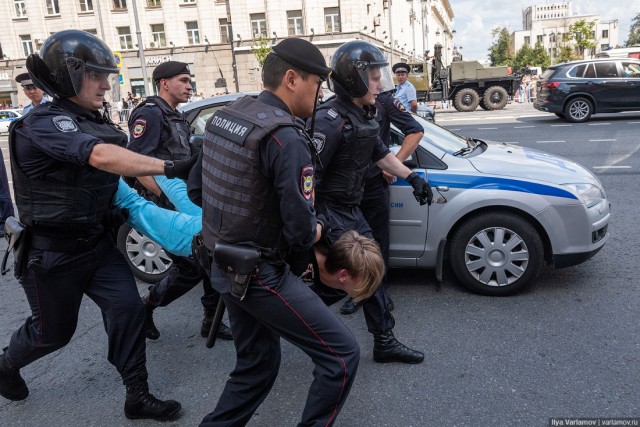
[593,61,626,110]
[621,60,640,108]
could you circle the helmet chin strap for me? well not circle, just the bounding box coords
[306,80,324,138]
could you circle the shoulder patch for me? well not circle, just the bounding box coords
[393,98,408,113]
[52,115,78,132]
[300,164,314,200]
[132,118,147,138]
[327,108,339,119]
[311,132,326,153]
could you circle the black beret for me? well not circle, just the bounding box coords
[152,61,190,82]
[392,63,410,74]
[271,38,331,77]
[15,72,35,87]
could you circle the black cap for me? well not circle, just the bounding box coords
[15,72,35,87]
[392,63,410,74]
[152,61,191,82]
[271,38,331,77]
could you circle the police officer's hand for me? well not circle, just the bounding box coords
[316,213,333,246]
[166,154,198,180]
[405,172,433,206]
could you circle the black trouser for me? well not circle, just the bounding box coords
[145,250,219,312]
[201,260,359,427]
[0,150,15,223]
[4,236,147,384]
[316,199,395,334]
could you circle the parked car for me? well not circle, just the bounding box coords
[533,57,640,122]
[120,93,609,296]
[0,109,23,133]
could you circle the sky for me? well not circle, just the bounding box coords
[450,0,640,61]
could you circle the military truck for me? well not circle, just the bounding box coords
[426,43,520,112]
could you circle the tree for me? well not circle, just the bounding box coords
[488,26,513,66]
[250,34,272,67]
[625,13,640,47]
[567,19,597,58]
[512,41,549,72]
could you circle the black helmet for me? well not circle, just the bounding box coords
[26,30,118,98]
[328,40,394,98]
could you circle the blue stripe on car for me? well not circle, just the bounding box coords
[392,172,577,200]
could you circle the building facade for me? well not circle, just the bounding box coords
[0,0,455,108]
[512,2,620,64]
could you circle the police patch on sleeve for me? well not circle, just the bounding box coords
[393,98,408,113]
[52,116,79,132]
[311,132,326,153]
[300,164,314,200]
[132,118,147,138]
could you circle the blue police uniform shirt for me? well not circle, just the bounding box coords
[21,97,48,116]
[394,80,417,111]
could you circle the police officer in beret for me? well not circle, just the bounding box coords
[312,40,432,365]
[393,62,418,113]
[0,29,192,420]
[15,72,47,115]
[126,61,231,342]
[196,37,359,427]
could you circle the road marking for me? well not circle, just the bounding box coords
[478,127,498,130]
[587,123,611,126]
[593,165,631,169]
[503,141,520,144]
[550,124,573,127]
[589,139,616,142]
[536,140,565,143]
[514,125,535,128]
[448,128,461,131]
[628,121,640,124]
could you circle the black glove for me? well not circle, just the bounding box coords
[315,213,333,247]
[104,208,129,227]
[166,154,198,180]
[405,172,433,206]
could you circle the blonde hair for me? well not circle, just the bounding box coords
[325,230,384,302]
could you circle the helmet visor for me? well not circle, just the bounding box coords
[65,57,118,103]
[355,61,395,95]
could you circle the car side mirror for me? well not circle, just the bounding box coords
[403,159,418,169]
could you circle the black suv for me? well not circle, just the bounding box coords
[534,58,640,122]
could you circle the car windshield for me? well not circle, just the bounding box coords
[408,114,468,153]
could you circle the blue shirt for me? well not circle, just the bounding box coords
[21,97,48,116]
[394,80,417,111]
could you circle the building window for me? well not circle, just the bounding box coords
[536,35,543,43]
[147,0,160,6]
[250,13,267,38]
[287,10,304,36]
[600,44,609,51]
[79,0,93,12]
[84,28,97,35]
[602,29,609,39]
[20,35,33,56]
[182,0,195,3]
[324,7,341,33]
[46,0,60,14]
[524,36,530,46]
[113,0,127,10]
[151,24,166,47]
[14,0,27,17]
[186,21,200,44]
[219,18,231,43]
[117,26,133,49]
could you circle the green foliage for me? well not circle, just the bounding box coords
[488,26,513,66]
[567,19,597,56]
[625,13,640,47]
[512,42,549,71]
[250,34,272,67]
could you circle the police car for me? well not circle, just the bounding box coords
[0,109,23,134]
[119,93,609,296]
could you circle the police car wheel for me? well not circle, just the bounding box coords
[117,224,173,283]
[449,211,543,296]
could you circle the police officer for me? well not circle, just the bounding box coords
[126,61,231,341]
[15,72,48,115]
[393,62,418,113]
[196,37,359,427]
[339,89,424,315]
[312,40,432,364]
[0,30,191,421]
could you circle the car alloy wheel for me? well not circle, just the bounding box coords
[564,97,592,123]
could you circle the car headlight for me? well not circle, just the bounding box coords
[563,183,605,208]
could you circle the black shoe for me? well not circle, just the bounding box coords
[0,353,29,401]
[200,311,233,341]
[373,330,424,364]
[144,304,160,340]
[125,378,181,421]
[339,298,362,315]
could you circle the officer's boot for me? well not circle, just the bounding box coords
[373,330,424,364]
[339,297,362,315]
[143,296,160,340]
[124,376,181,421]
[0,351,29,401]
[200,309,233,341]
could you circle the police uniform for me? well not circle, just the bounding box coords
[126,61,220,330]
[15,73,48,116]
[198,40,358,425]
[5,97,148,386]
[393,62,418,111]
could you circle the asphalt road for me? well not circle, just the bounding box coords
[0,106,639,426]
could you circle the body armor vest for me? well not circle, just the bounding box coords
[9,103,125,236]
[200,96,303,251]
[134,96,191,160]
[316,98,380,205]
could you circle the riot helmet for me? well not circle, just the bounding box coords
[328,41,394,99]
[26,30,118,100]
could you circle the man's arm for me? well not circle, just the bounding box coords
[89,143,166,176]
[409,99,418,114]
[375,152,413,179]
[127,106,164,195]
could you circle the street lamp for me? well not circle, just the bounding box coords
[549,32,555,65]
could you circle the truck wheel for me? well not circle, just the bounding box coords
[479,99,489,110]
[483,86,509,110]
[454,88,480,112]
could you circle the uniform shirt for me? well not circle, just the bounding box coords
[394,80,417,111]
[312,97,390,187]
[193,91,318,253]
[21,97,48,116]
